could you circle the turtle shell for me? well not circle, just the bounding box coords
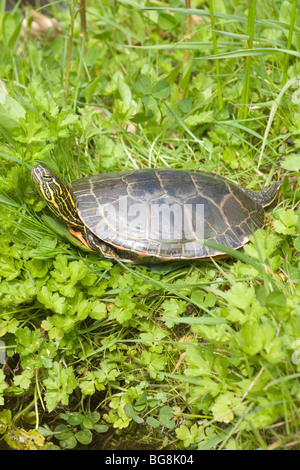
[69,169,265,260]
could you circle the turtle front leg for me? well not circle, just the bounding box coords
[69,225,134,263]
[85,227,117,260]
[86,227,138,263]
[68,225,116,259]
[68,226,93,251]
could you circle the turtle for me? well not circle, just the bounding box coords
[31,164,281,264]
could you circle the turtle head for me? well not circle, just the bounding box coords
[31,164,81,227]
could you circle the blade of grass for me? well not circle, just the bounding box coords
[202,239,266,276]
[264,373,300,391]
[65,0,75,102]
[87,10,141,42]
[0,193,19,207]
[275,0,298,133]
[257,76,299,170]
[161,316,228,325]
[134,7,300,36]
[163,100,210,153]
[239,0,257,121]
[194,48,300,59]
[183,0,191,65]
[209,0,223,111]
[79,0,87,55]
[126,41,231,50]
[281,0,297,89]
[216,119,264,140]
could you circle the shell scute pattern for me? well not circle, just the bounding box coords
[71,169,266,259]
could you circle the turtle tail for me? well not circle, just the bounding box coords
[242,181,282,208]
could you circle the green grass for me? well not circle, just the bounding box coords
[0,0,299,450]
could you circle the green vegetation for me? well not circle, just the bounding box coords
[0,0,300,450]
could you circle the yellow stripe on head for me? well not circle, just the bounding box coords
[31,164,83,229]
